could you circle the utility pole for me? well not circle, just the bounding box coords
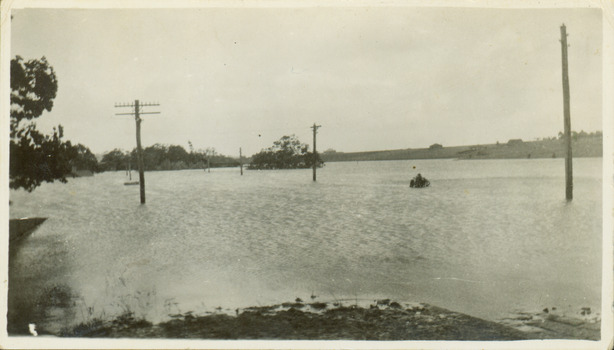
[311,123,321,182]
[239,147,243,175]
[115,100,160,204]
[560,24,573,201]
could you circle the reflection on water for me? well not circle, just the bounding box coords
[8,158,602,334]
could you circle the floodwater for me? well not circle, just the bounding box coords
[8,158,603,334]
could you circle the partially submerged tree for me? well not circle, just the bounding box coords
[248,134,323,170]
[100,149,129,171]
[101,144,237,171]
[10,56,80,191]
[71,144,101,173]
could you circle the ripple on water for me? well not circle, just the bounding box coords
[8,159,602,330]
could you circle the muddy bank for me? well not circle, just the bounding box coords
[500,307,601,340]
[59,300,532,340]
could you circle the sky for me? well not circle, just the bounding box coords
[9,5,603,157]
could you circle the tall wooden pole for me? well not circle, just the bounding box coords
[239,147,243,175]
[115,100,160,204]
[311,123,321,182]
[561,24,573,201]
[134,100,146,204]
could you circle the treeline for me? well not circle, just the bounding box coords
[555,130,602,141]
[100,144,239,172]
[529,130,603,142]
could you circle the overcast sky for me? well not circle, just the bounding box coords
[10,6,602,156]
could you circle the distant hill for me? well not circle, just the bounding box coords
[320,136,602,163]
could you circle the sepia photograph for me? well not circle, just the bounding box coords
[1,0,612,348]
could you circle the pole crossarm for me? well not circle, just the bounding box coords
[115,112,160,115]
[115,102,160,108]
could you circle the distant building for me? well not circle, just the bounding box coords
[429,143,443,150]
[323,148,337,154]
[507,139,523,146]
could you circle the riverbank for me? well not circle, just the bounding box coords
[57,300,600,340]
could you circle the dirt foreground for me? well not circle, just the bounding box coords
[57,300,600,340]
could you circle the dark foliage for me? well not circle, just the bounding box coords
[71,143,101,173]
[100,148,128,171]
[10,56,58,130]
[10,56,98,191]
[10,123,77,192]
[61,312,152,338]
[100,144,239,172]
[248,135,324,170]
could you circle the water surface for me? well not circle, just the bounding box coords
[8,158,602,332]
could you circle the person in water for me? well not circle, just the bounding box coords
[416,173,424,186]
[411,173,429,188]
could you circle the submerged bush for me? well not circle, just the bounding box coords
[249,135,323,170]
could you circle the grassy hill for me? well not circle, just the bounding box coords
[320,136,602,163]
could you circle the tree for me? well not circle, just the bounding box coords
[10,56,78,191]
[167,145,189,163]
[10,56,58,133]
[71,144,101,173]
[10,125,77,191]
[142,144,168,170]
[248,134,323,170]
[101,149,128,171]
[98,144,241,172]
[203,147,217,158]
